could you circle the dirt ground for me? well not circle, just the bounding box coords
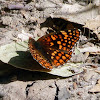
[0,0,100,100]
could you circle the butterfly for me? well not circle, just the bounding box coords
[28,29,80,70]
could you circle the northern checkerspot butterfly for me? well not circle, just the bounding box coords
[28,28,80,70]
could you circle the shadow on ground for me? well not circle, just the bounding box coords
[0,61,62,84]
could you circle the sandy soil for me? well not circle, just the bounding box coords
[0,0,100,100]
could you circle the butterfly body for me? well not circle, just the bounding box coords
[28,29,80,70]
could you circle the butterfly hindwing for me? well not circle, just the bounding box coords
[28,37,53,69]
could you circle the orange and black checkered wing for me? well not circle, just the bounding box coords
[28,37,53,69]
[38,29,80,52]
[37,29,80,67]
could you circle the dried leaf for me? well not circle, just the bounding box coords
[0,40,83,77]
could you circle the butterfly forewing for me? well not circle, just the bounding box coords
[50,49,73,67]
[38,29,80,52]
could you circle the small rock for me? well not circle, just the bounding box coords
[1,16,12,26]
[8,3,24,10]
[58,88,71,100]
[89,79,100,93]
[73,82,77,89]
